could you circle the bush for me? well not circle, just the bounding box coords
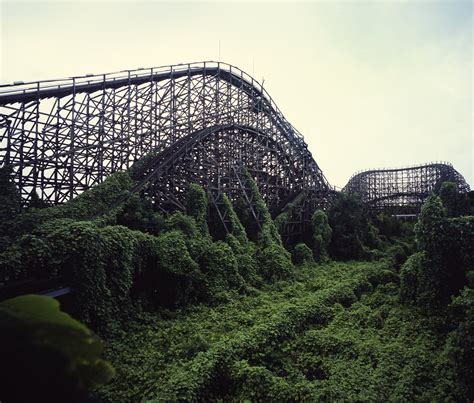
[328,193,379,261]
[438,181,470,217]
[0,295,114,402]
[292,243,314,266]
[257,243,293,282]
[399,252,425,303]
[311,210,332,261]
[442,287,474,401]
[116,194,164,234]
[186,184,209,236]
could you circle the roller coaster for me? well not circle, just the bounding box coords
[0,61,470,237]
[0,62,334,240]
[343,162,470,215]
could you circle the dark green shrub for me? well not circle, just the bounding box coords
[242,169,282,248]
[399,252,425,303]
[385,243,409,270]
[0,165,21,248]
[442,287,474,400]
[328,193,379,261]
[165,211,201,239]
[415,195,447,253]
[257,243,293,282]
[186,184,209,236]
[0,295,114,402]
[311,209,332,261]
[198,240,244,301]
[225,234,260,285]
[116,194,165,234]
[221,194,248,245]
[439,181,470,217]
[412,195,470,305]
[292,243,314,266]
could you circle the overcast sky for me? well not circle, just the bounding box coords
[1,0,472,188]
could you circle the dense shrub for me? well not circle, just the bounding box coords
[274,192,306,237]
[243,169,282,248]
[221,194,248,245]
[185,183,209,236]
[374,212,413,238]
[328,193,379,260]
[292,243,314,266]
[442,287,474,400]
[399,252,425,303]
[116,194,164,234]
[197,240,244,301]
[311,209,332,261]
[0,165,21,249]
[438,181,470,217]
[0,295,114,402]
[401,195,474,307]
[257,243,293,281]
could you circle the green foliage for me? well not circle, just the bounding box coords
[221,194,248,245]
[311,209,332,261]
[0,165,21,249]
[292,243,314,266]
[407,195,473,306]
[414,194,447,254]
[165,211,201,239]
[274,192,306,236]
[438,181,470,217]
[0,295,114,402]
[97,261,403,402]
[185,183,209,235]
[242,169,282,248]
[257,243,293,282]
[441,287,474,400]
[384,241,410,270]
[28,189,50,209]
[399,252,426,303]
[116,194,165,234]
[328,193,380,261]
[374,212,413,239]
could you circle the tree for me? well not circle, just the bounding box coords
[311,209,332,261]
[438,181,469,217]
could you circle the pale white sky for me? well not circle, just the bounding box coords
[1,0,472,188]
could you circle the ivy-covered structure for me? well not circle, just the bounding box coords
[343,162,470,215]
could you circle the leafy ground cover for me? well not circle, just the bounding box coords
[97,260,419,401]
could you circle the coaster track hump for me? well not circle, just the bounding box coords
[343,162,470,215]
[0,61,334,238]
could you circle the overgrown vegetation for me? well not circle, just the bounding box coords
[0,295,114,402]
[0,164,472,401]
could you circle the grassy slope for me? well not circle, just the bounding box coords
[98,261,448,402]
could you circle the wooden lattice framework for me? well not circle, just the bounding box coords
[0,61,334,238]
[343,162,470,215]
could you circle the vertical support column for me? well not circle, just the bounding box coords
[33,81,40,199]
[100,74,106,181]
[54,98,60,203]
[171,65,175,143]
[187,64,191,135]
[150,67,154,152]
[69,78,76,200]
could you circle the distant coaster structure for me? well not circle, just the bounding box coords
[343,162,470,216]
[0,61,334,241]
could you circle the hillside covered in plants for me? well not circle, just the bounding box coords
[0,165,473,402]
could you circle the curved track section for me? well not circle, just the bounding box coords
[343,162,470,214]
[0,62,332,214]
